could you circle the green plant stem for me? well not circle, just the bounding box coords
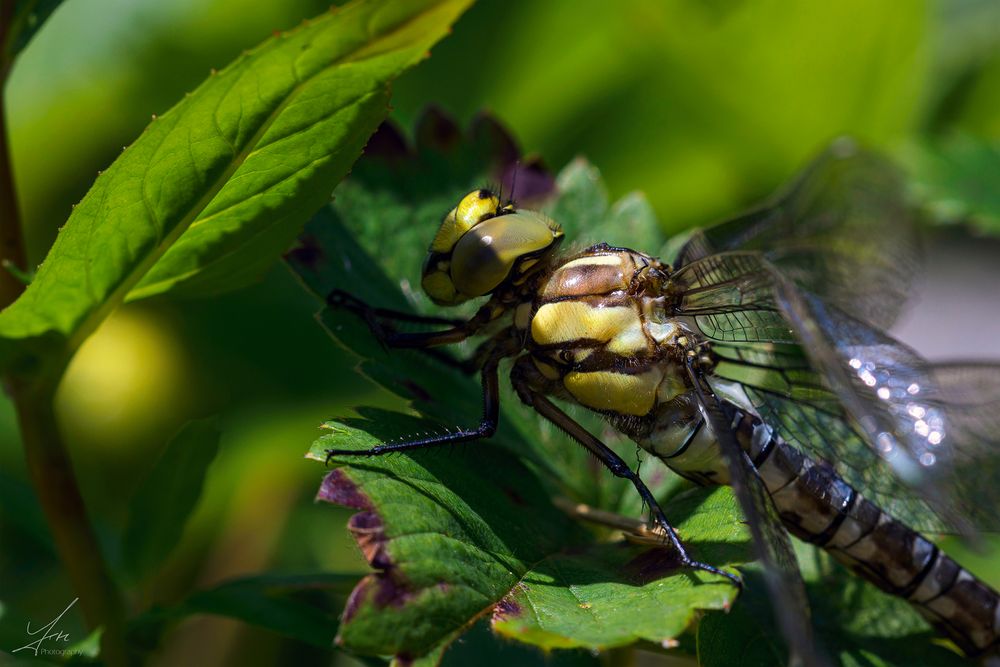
[13,375,130,666]
[2,12,128,663]
[12,374,130,666]
[0,0,29,310]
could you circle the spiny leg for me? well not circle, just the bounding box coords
[521,388,742,589]
[325,288,493,373]
[325,355,501,461]
[327,289,466,327]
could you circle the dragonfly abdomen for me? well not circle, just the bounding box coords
[651,406,1000,660]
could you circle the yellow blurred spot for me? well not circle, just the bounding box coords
[55,307,192,451]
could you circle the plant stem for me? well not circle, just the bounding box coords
[2,10,128,664]
[0,0,29,310]
[13,374,130,666]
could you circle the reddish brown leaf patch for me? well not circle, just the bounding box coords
[491,594,523,621]
[415,106,461,152]
[348,511,390,568]
[363,121,409,160]
[317,468,373,510]
[341,569,420,625]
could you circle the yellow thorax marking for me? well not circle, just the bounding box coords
[532,302,639,346]
[606,316,648,355]
[513,302,533,330]
[564,367,665,416]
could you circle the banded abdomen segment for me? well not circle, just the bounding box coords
[728,411,1000,660]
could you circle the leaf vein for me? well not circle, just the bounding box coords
[66,6,436,350]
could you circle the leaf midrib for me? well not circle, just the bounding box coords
[62,3,441,358]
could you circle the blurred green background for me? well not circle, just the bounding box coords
[2,0,999,664]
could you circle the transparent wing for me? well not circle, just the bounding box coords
[706,340,945,533]
[929,363,1000,405]
[688,364,831,667]
[675,139,919,331]
[774,280,999,535]
[670,252,1000,534]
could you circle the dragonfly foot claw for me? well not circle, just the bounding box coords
[685,560,743,590]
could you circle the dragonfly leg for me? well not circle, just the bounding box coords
[325,288,495,373]
[327,289,466,327]
[519,386,741,589]
[325,355,500,461]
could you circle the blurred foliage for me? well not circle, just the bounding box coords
[901,134,1000,232]
[3,0,64,59]
[2,0,999,665]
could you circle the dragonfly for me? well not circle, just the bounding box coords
[323,139,1000,666]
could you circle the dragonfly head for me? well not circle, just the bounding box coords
[421,189,564,306]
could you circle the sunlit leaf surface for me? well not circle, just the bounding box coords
[312,421,746,657]
[0,0,472,373]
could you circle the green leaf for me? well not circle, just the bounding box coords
[129,573,358,651]
[3,0,65,61]
[66,626,102,660]
[490,488,746,650]
[312,417,747,659]
[388,620,596,667]
[544,158,664,253]
[122,419,220,581]
[900,134,1000,234]
[312,412,591,656]
[0,0,473,374]
[437,619,600,667]
[182,573,355,648]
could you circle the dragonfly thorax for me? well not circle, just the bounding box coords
[517,245,696,420]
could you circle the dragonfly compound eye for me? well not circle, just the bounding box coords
[422,190,562,305]
[428,189,501,256]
